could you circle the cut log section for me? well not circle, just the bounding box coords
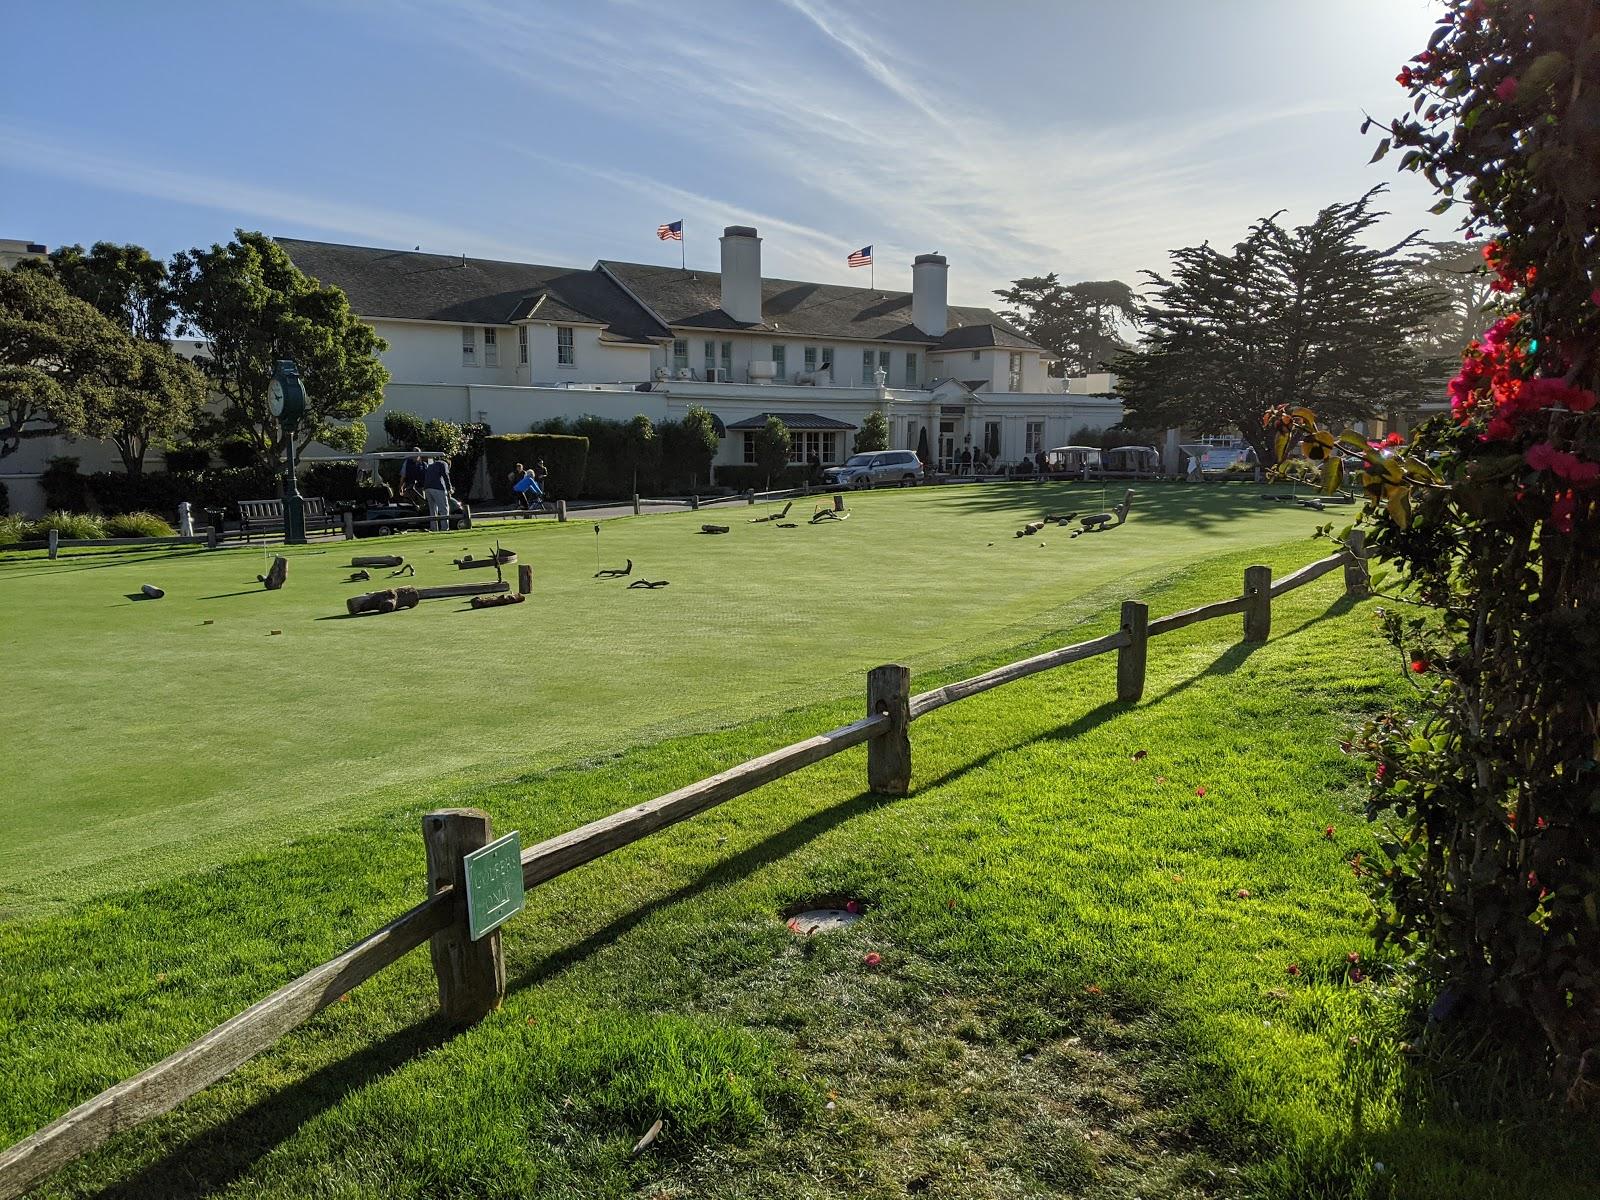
[455,549,517,569]
[700,524,730,534]
[346,586,422,616]
[351,555,404,568]
[470,592,526,608]
[414,581,510,600]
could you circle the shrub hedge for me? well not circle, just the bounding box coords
[484,434,589,503]
[712,464,810,492]
[104,511,175,538]
[41,458,90,512]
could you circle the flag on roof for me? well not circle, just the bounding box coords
[847,245,872,267]
[657,220,683,241]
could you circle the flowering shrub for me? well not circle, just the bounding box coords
[1280,0,1599,1101]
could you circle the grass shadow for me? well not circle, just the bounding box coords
[83,1015,452,1200]
[507,788,895,999]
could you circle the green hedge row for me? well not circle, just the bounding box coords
[483,435,590,503]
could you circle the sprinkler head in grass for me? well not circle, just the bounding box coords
[781,896,865,937]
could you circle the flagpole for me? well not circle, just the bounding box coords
[681,220,686,271]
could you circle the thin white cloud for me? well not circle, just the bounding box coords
[0,123,547,262]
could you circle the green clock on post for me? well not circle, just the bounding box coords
[270,360,309,544]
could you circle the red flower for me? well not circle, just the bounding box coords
[1324,825,1336,840]
[1415,51,1434,65]
[1591,289,1600,307]
[1286,963,1302,977]
[1526,871,1539,890]
[1485,415,1516,442]
[1396,67,1415,88]
[1383,432,1405,447]
[862,952,881,967]
[1410,658,1430,674]
[1521,378,1596,414]
[1195,786,1207,797]
[1347,951,1361,964]
[1376,762,1389,779]
[1349,967,1366,984]
[1526,441,1558,471]
[1495,76,1519,102]
[1535,816,1549,830]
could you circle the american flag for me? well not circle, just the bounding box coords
[657,220,683,241]
[847,245,872,268]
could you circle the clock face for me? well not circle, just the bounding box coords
[268,379,285,417]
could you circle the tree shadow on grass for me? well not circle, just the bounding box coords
[83,1014,453,1200]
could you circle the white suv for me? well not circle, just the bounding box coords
[823,450,923,488]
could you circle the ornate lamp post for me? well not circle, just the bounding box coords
[269,359,308,545]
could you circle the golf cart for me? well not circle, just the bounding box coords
[338,450,471,536]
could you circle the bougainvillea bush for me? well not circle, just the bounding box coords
[1282,0,1599,1101]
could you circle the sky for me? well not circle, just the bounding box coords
[0,0,1452,308]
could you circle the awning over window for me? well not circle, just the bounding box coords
[724,412,858,431]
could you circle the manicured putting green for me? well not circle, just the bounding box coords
[0,483,1332,910]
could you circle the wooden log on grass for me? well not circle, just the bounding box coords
[345,586,421,616]
[0,892,453,1200]
[518,564,532,595]
[415,581,509,600]
[351,555,404,568]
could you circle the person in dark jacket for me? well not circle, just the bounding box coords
[422,456,452,531]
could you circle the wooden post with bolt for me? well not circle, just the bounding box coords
[1243,565,1272,644]
[422,808,505,1024]
[1344,529,1368,595]
[866,664,911,795]
[556,500,567,522]
[517,564,533,595]
[632,494,641,515]
[47,529,59,560]
[1116,600,1149,702]
[342,510,355,540]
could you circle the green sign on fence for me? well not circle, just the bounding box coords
[463,830,525,941]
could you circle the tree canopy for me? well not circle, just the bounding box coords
[753,416,791,485]
[1114,190,1445,461]
[853,410,889,454]
[23,242,206,474]
[992,275,1138,377]
[0,268,134,458]
[168,230,388,461]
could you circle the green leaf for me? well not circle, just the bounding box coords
[1429,197,1453,215]
[1321,457,1343,495]
[1368,137,1392,165]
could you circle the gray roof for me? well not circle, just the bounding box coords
[599,260,1040,351]
[724,412,858,431]
[275,239,668,345]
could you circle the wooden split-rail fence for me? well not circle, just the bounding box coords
[0,535,1369,1199]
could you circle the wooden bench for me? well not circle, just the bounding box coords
[237,497,333,541]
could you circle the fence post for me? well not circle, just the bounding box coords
[206,524,219,551]
[1344,529,1368,595]
[557,500,567,523]
[632,493,640,515]
[517,564,533,595]
[1117,600,1148,702]
[866,664,911,796]
[691,494,699,511]
[422,808,505,1025]
[342,510,355,540]
[1243,565,1272,644]
[47,529,59,560]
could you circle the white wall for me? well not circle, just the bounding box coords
[655,332,926,388]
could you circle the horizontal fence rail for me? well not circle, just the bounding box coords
[0,538,1365,1200]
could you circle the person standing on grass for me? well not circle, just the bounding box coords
[511,462,534,511]
[422,454,453,531]
[399,447,426,500]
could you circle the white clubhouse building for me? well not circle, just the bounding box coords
[279,227,1123,477]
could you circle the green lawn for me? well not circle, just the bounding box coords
[1,486,1590,1199]
[1,481,1328,912]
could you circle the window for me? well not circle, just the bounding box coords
[984,420,1001,458]
[704,339,717,377]
[879,350,891,378]
[789,430,838,464]
[557,326,575,366]
[1025,420,1044,455]
[672,338,690,371]
[771,344,786,380]
[742,432,756,463]
[518,325,528,365]
[904,352,918,386]
[483,327,498,368]
[971,349,981,361]
[803,346,817,374]
[462,326,477,366]
[720,340,732,376]
[862,349,874,382]
[1008,352,1024,391]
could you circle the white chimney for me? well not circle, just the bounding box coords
[912,253,948,337]
[719,225,762,324]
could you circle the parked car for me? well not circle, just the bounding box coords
[1102,445,1162,477]
[822,450,923,488]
